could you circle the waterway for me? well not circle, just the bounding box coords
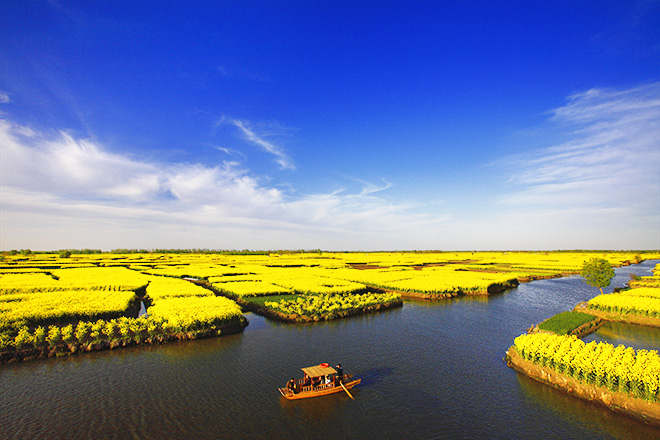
[1,260,659,440]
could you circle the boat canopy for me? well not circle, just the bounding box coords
[301,364,337,378]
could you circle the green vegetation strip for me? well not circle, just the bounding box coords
[538,311,600,335]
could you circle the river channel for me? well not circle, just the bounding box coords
[1,260,659,440]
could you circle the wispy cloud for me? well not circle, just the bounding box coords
[493,83,660,248]
[0,91,10,104]
[216,116,295,170]
[212,145,247,161]
[502,82,660,208]
[551,83,660,125]
[352,177,392,196]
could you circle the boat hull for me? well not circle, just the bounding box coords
[279,378,361,400]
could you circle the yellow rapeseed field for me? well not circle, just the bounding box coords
[1,250,658,360]
[513,333,660,402]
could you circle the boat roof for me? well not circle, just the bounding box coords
[301,364,337,378]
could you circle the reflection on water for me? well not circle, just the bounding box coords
[517,372,660,440]
[405,294,491,308]
[1,260,659,440]
[356,366,395,387]
[280,391,351,421]
[582,321,660,352]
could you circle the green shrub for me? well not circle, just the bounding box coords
[61,324,75,344]
[47,326,62,347]
[14,327,33,348]
[33,326,46,348]
[104,320,119,341]
[75,321,92,343]
[90,320,105,344]
[0,333,14,351]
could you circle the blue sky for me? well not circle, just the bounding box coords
[1,1,659,251]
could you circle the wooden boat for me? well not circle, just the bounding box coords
[278,363,361,400]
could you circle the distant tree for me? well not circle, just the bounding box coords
[59,250,72,258]
[580,257,615,295]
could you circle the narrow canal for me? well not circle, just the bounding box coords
[1,261,658,440]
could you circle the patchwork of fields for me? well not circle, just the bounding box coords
[1,250,657,363]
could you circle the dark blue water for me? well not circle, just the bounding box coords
[1,260,658,440]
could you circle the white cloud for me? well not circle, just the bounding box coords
[0,91,9,104]
[0,118,446,250]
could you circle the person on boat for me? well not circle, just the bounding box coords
[287,377,296,393]
[335,364,343,385]
[303,374,311,387]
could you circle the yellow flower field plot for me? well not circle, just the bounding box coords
[52,267,150,290]
[147,296,243,333]
[631,278,660,288]
[587,264,660,318]
[142,263,249,278]
[0,267,150,293]
[261,269,367,295]
[586,262,660,319]
[381,267,520,295]
[145,276,214,300]
[0,268,52,274]
[209,279,291,297]
[617,287,660,299]
[206,265,369,297]
[326,251,653,272]
[0,272,63,293]
[336,252,471,268]
[317,265,516,296]
[460,252,626,273]
[629,263,660,288]
[0,265,246,359]
[0,289,139,331]
[587,288,660,318]
[317,266,415,287]
[0,267,150,331]
[265,291,401,320]
[513,333,660,403]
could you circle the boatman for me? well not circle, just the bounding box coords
[335,363,343,385]
[287,377,296,393]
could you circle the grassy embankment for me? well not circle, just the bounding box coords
[537,311,602,337]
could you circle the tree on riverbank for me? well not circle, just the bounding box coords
[580,258,615,295]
